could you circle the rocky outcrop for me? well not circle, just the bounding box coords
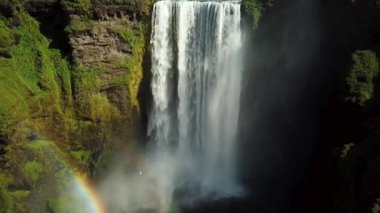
[70,20,131,66]
[69,19,132,90]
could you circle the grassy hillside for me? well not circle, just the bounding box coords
[0,1,152,211]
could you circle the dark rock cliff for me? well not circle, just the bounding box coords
[241,0,379,212]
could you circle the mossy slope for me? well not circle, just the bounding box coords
[0,1,152,212]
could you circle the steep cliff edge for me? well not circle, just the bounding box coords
[0,0,152,211]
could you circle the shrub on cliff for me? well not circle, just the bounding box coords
[243,0,274,28]
[345,50,379,106]
[61,0,91,15]
[24,161,44,184]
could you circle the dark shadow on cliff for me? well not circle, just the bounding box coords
[27,1,72,58]
[137,24,153,146]
[238,0,327,212]
[236,0,380,212]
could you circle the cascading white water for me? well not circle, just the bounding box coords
[147,0,244,207]
[98,1,244,212]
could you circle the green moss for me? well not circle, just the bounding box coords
[0,21,13,48]
[243,0,265,28]
[74,67,99,116]
[72,66,121,121]
[0,3,150,210]
[47,195,93,213]
[24,161,44,183]
[61,0,92,15]
[10,190,30,201]
[3,138,80,211]
[0,19,30,135]
[0,175,13,213]
[92,0,153,16]
[70,150,91,166]
[345,50,379,106]
[0,186,13,213]
[47,196,75,213]
[89,93,119,121]
[0,13,74,136]
[132,0,153,16]
[10,190,30,211]
[55,168,71,186]
[116,22,146,110]
[65,17,94,34]
[69,119,92,131]
[27,139,50,147]
[50,50,73,108]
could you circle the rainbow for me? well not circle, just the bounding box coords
[71,174,107,213]
[30,140,108,213]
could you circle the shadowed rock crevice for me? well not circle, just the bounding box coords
[27,2,72,57]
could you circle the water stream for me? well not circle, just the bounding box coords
[148,0,244,207]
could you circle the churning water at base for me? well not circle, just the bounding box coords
[147,0,244,209]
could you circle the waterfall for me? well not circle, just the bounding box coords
[147,0,244,207]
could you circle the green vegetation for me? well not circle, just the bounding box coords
[243,0,274,28]
[0,21,13,48]
[0,1,151,211]
[117,22,147,109]
[71,150,91,167]
[0,13,73,137]
[24,161,44,183]
[345,50,379,106]
[0,186,13,213]
[0,176,29,212]
[61,0,92,15]
[0,175,13,213]
[61,0,154,16]
[27,139,51,151]
[55,168,71,187]
[65,16,95,34]
[92,0,153,16]
[47,196,71,213]
[10,190,30,201]
[243,0,264,28]
[89,93,119,121]
[128,0,153,16]
[47,196,87,213]
[9,190,30,211]
[4,139,82,212]
[73,66,120,121]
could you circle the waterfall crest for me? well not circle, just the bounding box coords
[147,0,244,207]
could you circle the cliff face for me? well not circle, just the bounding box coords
[241,0,379,212]
[309,1,380,212]
[0,0,152,211]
